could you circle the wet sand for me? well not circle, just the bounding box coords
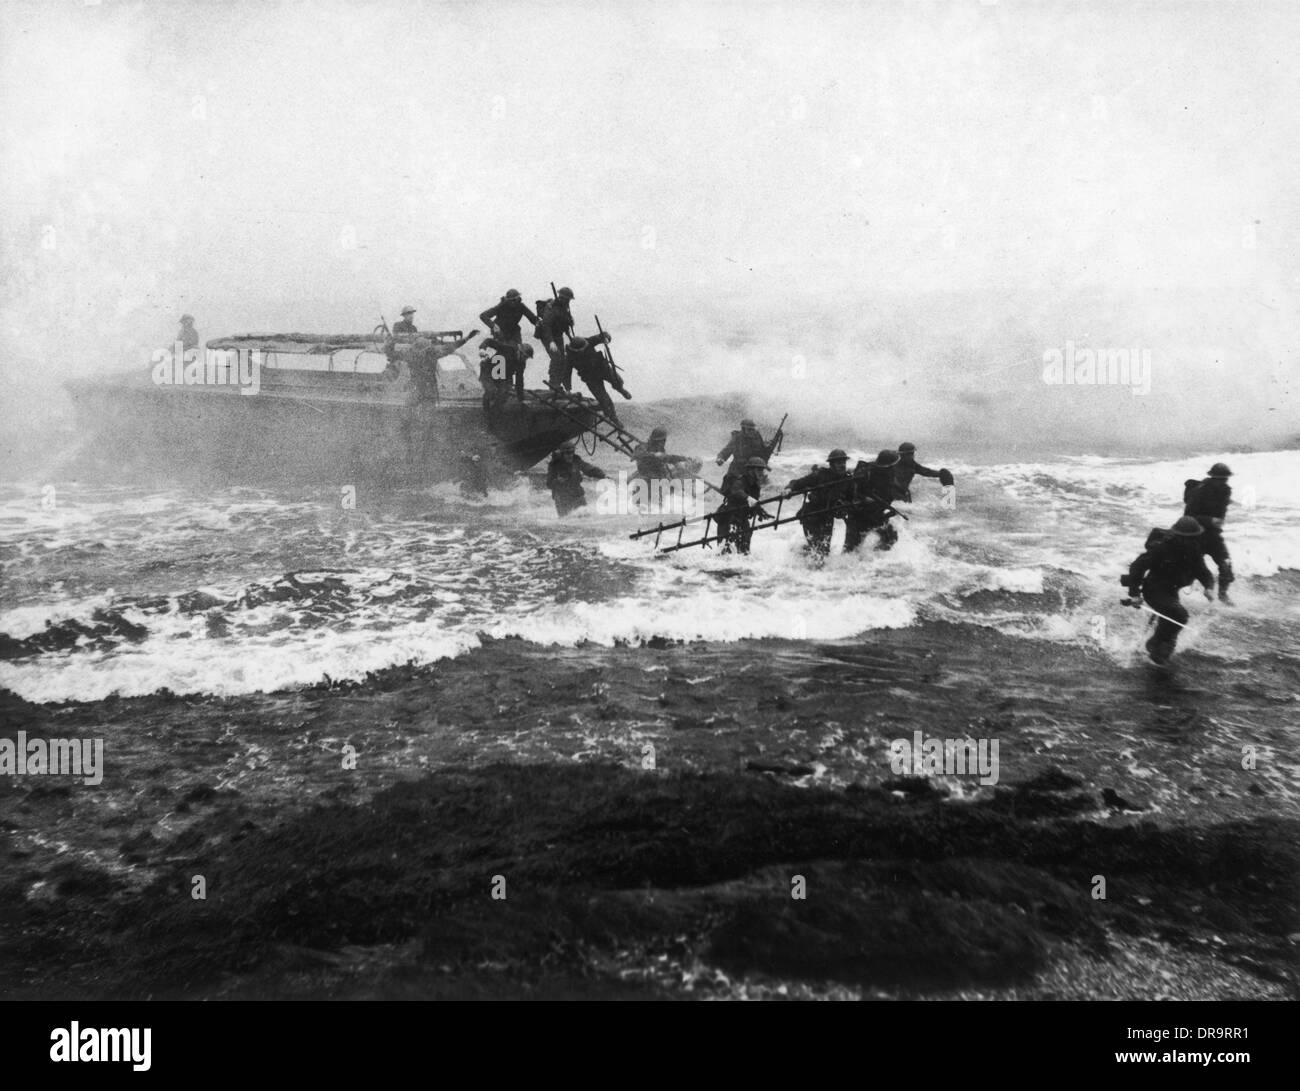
[1,623,1296,1000]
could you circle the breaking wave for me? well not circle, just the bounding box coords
[1,449,1296,701]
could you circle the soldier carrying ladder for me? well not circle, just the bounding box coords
[630,467,907,555]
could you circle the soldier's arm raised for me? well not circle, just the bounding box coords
[431,329,481,359]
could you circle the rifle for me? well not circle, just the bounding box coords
[594,314,621,375]
[1121,597,1188,628]
[594,312,631,400]
[786,482,908,525]
[768,413,788,458]
[844,489,909,522]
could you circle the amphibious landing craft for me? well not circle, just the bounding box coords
[65,329,595,486]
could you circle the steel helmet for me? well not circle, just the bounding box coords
[650,426,669,439]
[746,456,768,469]
[569,336,589,352]
[400,306,416,316]
[740,418,756,428]
[828,448,848,462]
[898,442,917,454]
[1171,516,1204,536]
[1208,463,1232,478]
[505,288,521,299]
[558,286,574,299]
[875,449,901,467]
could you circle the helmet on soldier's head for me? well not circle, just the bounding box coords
[898,442,916,454]
[740,418,756,429]
[400,306,416,316]
[569,337,589,352]
[505,289,521,300]
[875,449,901,467]
[746,456,768,470]
[650,426,669,439]
[828,448,848,463]
[1208,462,1232,478]
[1171,516,1204,536]
[558,287,574,300]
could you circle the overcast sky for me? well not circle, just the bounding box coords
[2,0,1297,448]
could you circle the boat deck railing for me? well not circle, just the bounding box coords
[202,332,470,377]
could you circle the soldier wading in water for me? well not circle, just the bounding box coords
[1182,462,1235,604]
[716,419,774,487]
[893,441,954,502]
[1123,515,1215,665]
[784,449,851,558]
[713,456,769,555]
[844,450,905,552]
[546,439,606,517]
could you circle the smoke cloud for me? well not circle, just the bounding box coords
[2,0,1297,465]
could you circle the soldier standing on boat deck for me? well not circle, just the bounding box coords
[537,287,576,388]
[479,337,534,406]
[507,342,534,400]
[479,289,537,348]
[177,314,199,354]
[393,307,418,334]
[477,341,512,414]
[395,328,478,405]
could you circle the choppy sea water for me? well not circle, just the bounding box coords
[1,448,1297,705]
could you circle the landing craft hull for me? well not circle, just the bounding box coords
[64,372,595,487]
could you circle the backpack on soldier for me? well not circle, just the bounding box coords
[1143,527,1173,550]
[1121,527,1175,591]
[1182,478,1202,507]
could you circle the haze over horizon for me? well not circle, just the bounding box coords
[2,0,1297,455]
